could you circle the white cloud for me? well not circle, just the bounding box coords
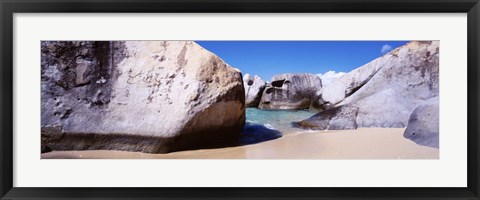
[381,44,392,54]
[316,71,346,87]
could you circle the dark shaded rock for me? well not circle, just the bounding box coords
[258,73,322,110]
[239,122,282,145]
[41,145,53,153]
[243,74,266,107]
[403,97,439,148]
[308,90,326,112]
[292,106,359,130]
[41,41,245,154]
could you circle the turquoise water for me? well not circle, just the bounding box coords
[245,108,316,134]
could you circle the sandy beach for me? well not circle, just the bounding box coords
[41,128,438,159]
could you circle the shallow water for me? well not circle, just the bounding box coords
[245,108,316,134]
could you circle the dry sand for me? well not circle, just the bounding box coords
[41,128,438,159]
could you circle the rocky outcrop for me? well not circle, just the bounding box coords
[403,97,439,148]
[243,74,266,107]
[313,41,439,127]
[41,41,246,153]
[291,106,358,130]
[258,73,322,110]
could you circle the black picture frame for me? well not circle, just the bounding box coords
[1,0,479,199]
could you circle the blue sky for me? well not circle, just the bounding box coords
[196,41,409,81]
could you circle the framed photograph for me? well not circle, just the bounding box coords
[1,0,479,199]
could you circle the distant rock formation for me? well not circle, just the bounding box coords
[258,73,322,110]
[310,41,439,127]
[403,97,439,148]
[292,106,358,130]
[243,74,266,107]
[41,41,246,153]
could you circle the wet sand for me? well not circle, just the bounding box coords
[41,128,438,159]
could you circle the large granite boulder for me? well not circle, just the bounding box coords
[243,74,266,107]
[403,97,439,148]
[291,106,359,130]
[258,73,322,110]
[41,41,246,153]
[321,60,384,108]
[316,41,439,127]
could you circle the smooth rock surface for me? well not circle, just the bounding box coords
[318,41,439,127]
[243,74,266,107]
[258,73,322,110]
[291,106,359,130]
[403,97,439,148]
[41,41,246,153]
[321,60,384,107]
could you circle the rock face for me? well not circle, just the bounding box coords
[321,60,384,108]
[291,106,359,130]
[314,41,439,127]
[243,74,266,107]
[258,73,322,110]
[403,97,439,148]
[41,41,246,153]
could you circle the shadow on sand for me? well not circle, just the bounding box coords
[238,122,283,145]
